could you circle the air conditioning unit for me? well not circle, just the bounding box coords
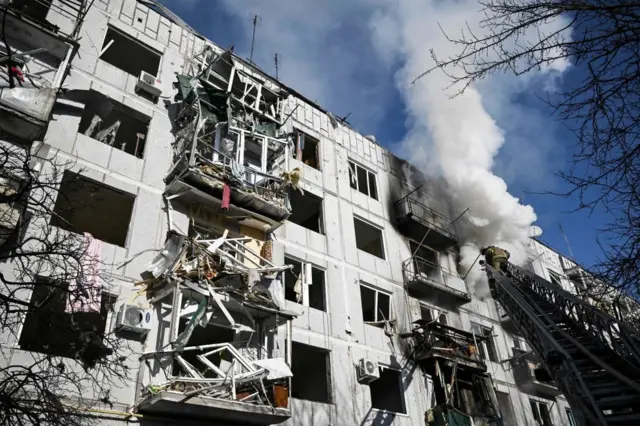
[357,358,380,384]
[135,71,162,97]
[115,304,153,335]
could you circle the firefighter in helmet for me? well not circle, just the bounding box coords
[481,246,510,273]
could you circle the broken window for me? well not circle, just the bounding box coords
[530,399,554,426]
[100,26,161,77]
[292,130,319,170]
[354,217,384,259]
[283,257,326,311]
[11,0,52,22]
[496,391,517,426]
[348,161,378,200]
[290,342,332,403]
[19,279,115,359]
[369,367,406,414]
[548,270,563,288]
[471,323,499,363]
[173,318,235,377]
[77,91,150,159]
[410,241,438,277]
[288,190,324,234]
[360,284,391,327]
[51,172,135,247]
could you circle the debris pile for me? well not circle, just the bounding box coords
[165,47,303,224]
[139,230,295,407]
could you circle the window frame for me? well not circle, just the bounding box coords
[360,283,392,326]
[471,322,500,363]
[548,269,563,287]
[353,216,385,260]
[292,128,320,170]
[530,399,554,426]
[283,256,326,311]
[348,160,378,200]
[566,408,577,426]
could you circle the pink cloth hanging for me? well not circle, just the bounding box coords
[66,232,103,313]
[221,183,231,210]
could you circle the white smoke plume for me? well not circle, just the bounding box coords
[368,0,570,296]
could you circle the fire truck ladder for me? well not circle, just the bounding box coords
[486,262,640,425]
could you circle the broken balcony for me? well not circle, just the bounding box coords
[0,3,83,140]
[395,194,457,248]
[137,232,298,424]
[511,348,561,397]
[165,66,296,233]
[403,321,487,372]
[402,256,471,303]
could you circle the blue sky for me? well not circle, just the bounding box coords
[159,0,610,268]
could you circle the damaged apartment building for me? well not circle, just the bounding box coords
[0,1,627,425]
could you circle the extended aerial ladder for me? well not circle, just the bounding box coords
[484,260,640,425]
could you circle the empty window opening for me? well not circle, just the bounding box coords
[422,307,447,325]
[51,172,135,247]
[77,91,150,159]
[288,190,324,234]
[290,342,332,403]
[283,257,326,311]
[293,130,319,170]
[11,0,52,23]
[348,161,377,200]
[173,318,235,377]
[360,284,391,327]
[354,217,384,259]
[369,367,406,414]
[496,391,517,426]
[19,279,115,359]
[530,399,553,426]
[100,26,161,77]
[471,323,499,363]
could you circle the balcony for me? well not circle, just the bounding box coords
[402,256,471,303]
[395,195,457,248]
[137,232,298,424]
[0,4,81,140]
[404,321,487,372]
[495,302,517,332]
[511,348,562,397]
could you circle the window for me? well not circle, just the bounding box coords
[513,335,527,351]
[410,241,439,277]
[288,190,324,234]
[530,399,553,426]
[369,367,406,414]
[566,408,577,426]
[283,257,326,311]
[360,284,391,327]
[348,161,378,200]
[290,342,332,403]
[354,217,385,259]
[471,323,499,363]
[100,26,161,77]
[174,319,235,377]
[420,306,447,325]
[19,280,115,360]
[78,91,151,158]
[496,392,517,426]
[548,270,563,287]
[51,172,135,247]
[293,130,320,170]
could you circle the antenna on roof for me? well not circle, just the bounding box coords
[274,53,279,80]
[337,112,352,125]
[559,222,574,258]
[249,14,262,65]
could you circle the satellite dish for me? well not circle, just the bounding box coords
[529,226,543,238]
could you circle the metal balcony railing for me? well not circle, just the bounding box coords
[408,322,486,370]
[402,256,470,301]
[395,194,457,243]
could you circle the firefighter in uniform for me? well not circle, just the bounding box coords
[481,246,510,273]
